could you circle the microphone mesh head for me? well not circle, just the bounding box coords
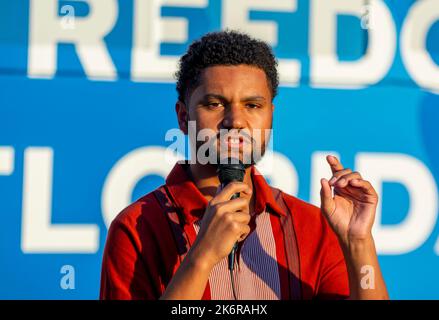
[217,158,246,184]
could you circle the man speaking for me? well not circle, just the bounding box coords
[100,31,389,300]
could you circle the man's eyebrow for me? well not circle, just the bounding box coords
[200,94,267,102]
[241,96,266,102]
[201,93,228,101]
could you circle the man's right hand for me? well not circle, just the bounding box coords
[190,182,252,269]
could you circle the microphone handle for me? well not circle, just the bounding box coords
[228,192,240,270]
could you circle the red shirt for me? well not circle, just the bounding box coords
[100,162,349,300]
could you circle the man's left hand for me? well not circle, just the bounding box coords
[320,155,379,246]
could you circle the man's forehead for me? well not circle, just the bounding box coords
[200,64,266,82]
[195,65,271,97]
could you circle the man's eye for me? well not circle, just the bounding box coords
[206,102,223,108]
[246,103,260,109]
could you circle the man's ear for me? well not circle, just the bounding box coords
[176,101,189,135]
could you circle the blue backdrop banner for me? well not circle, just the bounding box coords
[1,0,439,299]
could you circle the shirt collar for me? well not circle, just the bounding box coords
[165,162,285,225]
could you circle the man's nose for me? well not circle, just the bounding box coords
[222,104,245,129]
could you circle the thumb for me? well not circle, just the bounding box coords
[320,178,335,217]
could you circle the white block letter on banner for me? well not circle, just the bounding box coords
[401,0,439,94]
[310,0,396,88]
[222,0,300,86]
[21,148,99,253]
[132,0,207,82]
[356,153,438,255]
[28,0,118,80]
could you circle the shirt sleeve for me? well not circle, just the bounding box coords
[99,218,160,300]
[315,215,350,300]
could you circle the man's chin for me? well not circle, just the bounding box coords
[193,146,265,168]
[215,151,262,168]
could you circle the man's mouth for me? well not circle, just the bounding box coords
[219,135,251,149]
[227,136,243,147]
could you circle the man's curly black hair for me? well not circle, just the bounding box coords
[175,30,279,104]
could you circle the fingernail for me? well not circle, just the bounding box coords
[329,177,337,185]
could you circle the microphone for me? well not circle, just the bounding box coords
[217,158,246,271]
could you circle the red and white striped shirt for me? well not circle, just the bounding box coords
[194,208,281,299]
